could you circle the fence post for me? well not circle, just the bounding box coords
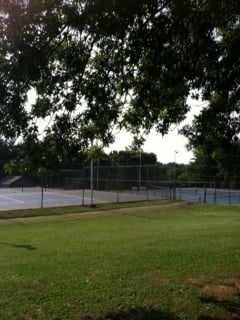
[90,159,94,207]
[82,166,85,206]
[146,167,149,201]
[229,185,231,204]
[41,172,44,209]
[214,181,216,204]
[203,185,206,203]
[116,167,120,203]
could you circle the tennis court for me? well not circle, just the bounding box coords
[0,186,240,211]
[0,187,150,211]
[176,187,240,204]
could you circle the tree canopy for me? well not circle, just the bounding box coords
[0,0,240,170]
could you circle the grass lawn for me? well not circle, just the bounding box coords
[0,202,239,319]
[0,199,172,219]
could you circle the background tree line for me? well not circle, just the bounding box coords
[1,138,240,188]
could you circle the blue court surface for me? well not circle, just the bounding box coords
[0,187,239,211]
[176,187,240,204]
[0,188,149,211]
[0,188,83,211]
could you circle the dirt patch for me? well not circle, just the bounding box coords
[224,278,240,289]
[198,283,239,300]
[187,276,240,300]
[187,277,240,319]
[186,275,207,287]
[0,298,8,304]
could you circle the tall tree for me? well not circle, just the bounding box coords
[0,1,239,170]
[0,139,16,169]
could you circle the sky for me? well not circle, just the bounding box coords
[27,90,207,164]
[105,97,207,164]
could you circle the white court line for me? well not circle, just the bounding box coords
[0,195,25,204]
[46,192,106,203]
[47,192,83,199]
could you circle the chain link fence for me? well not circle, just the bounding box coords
[1,165,240,210]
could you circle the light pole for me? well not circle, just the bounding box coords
[139,148,142,190]
[90,140,94,207]
[174,150,178,174]
[90,157,93,206]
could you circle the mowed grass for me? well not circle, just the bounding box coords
[0,199,172,219]
[0,203,239,320]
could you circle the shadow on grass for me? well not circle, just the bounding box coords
[198,295,240,320]
[0,242,36,250]
[92,307,179,320]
